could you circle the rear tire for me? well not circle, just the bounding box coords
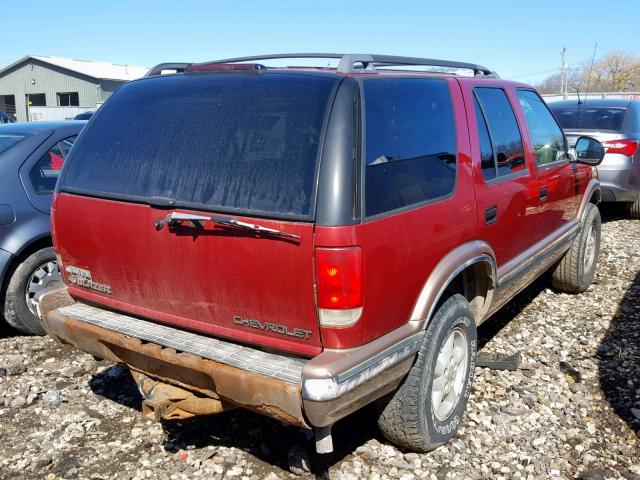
[377,294,477,452]
[625,196,640,219]
[3,247,60,335]
[551,203,601,293]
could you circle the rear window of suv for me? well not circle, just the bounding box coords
[59,73,338,219]
[363,78,457,217]
[550,105,626,131]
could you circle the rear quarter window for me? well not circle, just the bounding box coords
[363,78,457,217]
[30,136,77,194]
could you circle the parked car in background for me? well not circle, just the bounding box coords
[0,121,84,334]
[0,111,15,124]
[74,111,94,121]
[549,99,640,217]
[38,54,605,454]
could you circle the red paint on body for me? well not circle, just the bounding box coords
[51,75,593,356]
[52,194,321,357]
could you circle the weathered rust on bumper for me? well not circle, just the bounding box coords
[38,286,423,431]
[130,369,236,422]
[39,288,308,428]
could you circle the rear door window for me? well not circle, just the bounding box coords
[474,87,526,179]
[517,90,567,166]
[363,78,457,217]
[59,74,338,220]
[30,136,77,194]
[474,97,497,181]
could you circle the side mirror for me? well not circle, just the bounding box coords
[574,136,605,166]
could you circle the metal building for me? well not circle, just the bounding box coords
[0,56,148,122]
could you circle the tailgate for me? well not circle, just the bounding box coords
[50,72,341,357]
[53,193,321,356]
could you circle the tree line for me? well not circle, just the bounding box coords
[536,51,640,95]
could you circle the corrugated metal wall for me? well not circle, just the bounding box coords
[0,59,125,121]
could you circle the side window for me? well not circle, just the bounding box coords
[474,97,496,181]
[29,136,77,194]
[474,88,526,179]
[58,136,76,157]
[57,92,79,107]
[517,90,567,166]
[363,78,457,217]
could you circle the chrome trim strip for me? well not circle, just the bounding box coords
[335,331,423,383]
[302,331,423,401]
[535,223,578,263]
[497,220,579,288]
[497,256,534,288]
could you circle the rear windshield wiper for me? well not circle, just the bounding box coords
[165,212,300,239]
[369,152,454,166]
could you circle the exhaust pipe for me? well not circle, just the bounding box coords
[131,370,234,421]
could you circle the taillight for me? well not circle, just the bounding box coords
[315,247,363,327]
[602,139,639,157]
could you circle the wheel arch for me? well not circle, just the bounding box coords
[577,179,601,222]
[410,241,497,329]
[0,234,53,299]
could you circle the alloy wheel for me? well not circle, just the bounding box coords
[431,327,469,421]
[25,261,61,315]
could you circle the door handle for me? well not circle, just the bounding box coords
[539,186,548,202]
[485,205,498,225]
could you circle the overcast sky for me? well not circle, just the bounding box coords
[3,0,637,84]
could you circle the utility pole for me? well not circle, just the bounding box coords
[560,47,568,100]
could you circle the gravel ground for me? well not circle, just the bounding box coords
[1,208,639,480]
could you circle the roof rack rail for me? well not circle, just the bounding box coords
[145,63,192,77]
[194,53,499,77]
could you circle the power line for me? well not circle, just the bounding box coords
[506,67,562,80]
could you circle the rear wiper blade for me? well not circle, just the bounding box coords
[369,155,404,165]
[148,196,177,207]
[165,212,300,239]
[370,152,453,165]
[211,216,301,239]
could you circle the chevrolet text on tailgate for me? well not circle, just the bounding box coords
[38,53,606,454]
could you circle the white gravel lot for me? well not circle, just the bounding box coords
[0,207,639,480]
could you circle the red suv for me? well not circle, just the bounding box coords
[38,54,605,454]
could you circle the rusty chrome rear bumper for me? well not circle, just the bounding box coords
[37,286,422,430]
